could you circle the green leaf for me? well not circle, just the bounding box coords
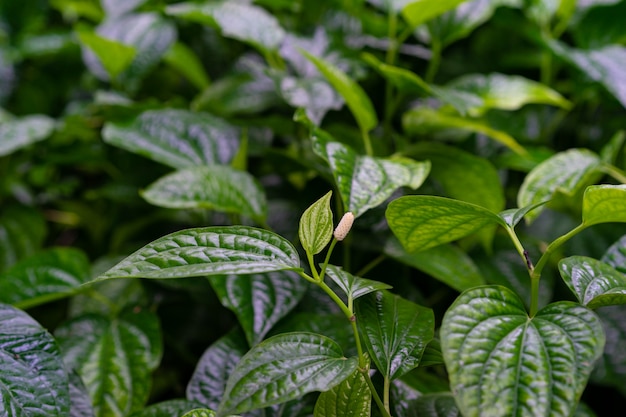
[517,149,603,223]
[591,305,626,397]
[0,247,91,309]
[56,309,163,417]
[141,165,267,222]
[76,28,136,79]
[401,0,470,29]
[208,271,309,346]
[166,1,285,52]
[301,51,378,133]
[441,286,605,417]
[128,399,206,417]
[384,238,485,292]
[386,195,505,253]
[559,256,626,308]
[187,330,249,411]
[102,109,240,169]
[163,42,210,90]
[69,370,95,417]
[95,226,302,281]
[0,205,47,272]
[572,1,626,49]
[101,0,148,18]
[299,191,334,255]
[402,107,527,155]
[356,291,435,379]
[0,303,70,416]
[217,332,358,416]
[325,264,392,301]
[498,200,550,228]
[582,184,626,226]
[181,410,216,417]
[278,76,342,125]
[312,132,430,218]
[0,114,55,157]
[601,235,626,273]
[404,392,460,417]
[313,368,371,417]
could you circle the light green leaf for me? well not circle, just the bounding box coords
[128,399,207,417]
[384,238,484,292]
[312,132,430,218]
[76,28,136,79]
[217,332,358,416]
[299,191,334,255]
[0,114,55,157]
[356,291,435,379]
[0,205,47,272]
[582,184,626,226]
[517,149,603,223]
[0,248,91,309]
[141,165,267,222]
[102,109,240,169]
[301,51,378,133]
[181,410,216,417]
[599,130,625,164]
[404,392,460,417]
[325,265,392,301]
[559,256,626,308]
[386,195,505,253]
[402,0,470,29]
[498,201,550,228]
[208,271,308,346]
[313,368,371,417]
[441,286,605,417]
[0,303,70,416]
[402,107,527,155]
[163,42,210,90]
[95,226,302,281]
[56,309,162,417]
[166,1,285,52]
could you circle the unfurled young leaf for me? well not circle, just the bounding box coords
[299,191,334,255]
[559,256,626,308]
[402,0,470,29]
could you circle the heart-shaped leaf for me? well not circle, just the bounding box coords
[0,303,70,416]
[128,399,206,417]
[386,195,505,253]
[356,291,435,380]
[559,256,626,308]
[95,226,301,281]
[208,270,308,346]
[313,368,371,417]
[582,184,626,226]
[141,165,267,222]
[102,109,240,169]
[55,309,162,417]
[517,148,603,223]
[299,191,334,255]
[0,114,55,157]
[325,264,392,302]
[217,332,358,416]
[441,286,605,417]
[313,133,430,218]
[402,0,470,29]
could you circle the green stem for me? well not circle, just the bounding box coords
[318,239,338,282]
[317,280,352,319]
[363,370,392,417]
[383,376,391,414]
[601,163,626,184]
[306,251,321,282]
[540,28,553,86]
[425,38,442,83]
[362,128,373,156]
[383,12,399,140]
[505,226,528,269]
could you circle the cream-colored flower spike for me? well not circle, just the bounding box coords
[333,212,355,241]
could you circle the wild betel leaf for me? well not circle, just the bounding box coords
[441,286,605,417]
[582,184,626,226]
[299,191,334,255]
[325,264,392,301]
[126,399,206,417]
[0,114,55,157]
[401,0,470,29]
[559,256,626,308]
[313,368,371,417]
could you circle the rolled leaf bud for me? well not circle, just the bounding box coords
[333,212,355,241]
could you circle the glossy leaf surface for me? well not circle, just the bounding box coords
[208,271,308,346]
[0,303,70,416]
[582,184,626,226]
[602,235,626,273]
[56,309,162,417]
[313,368,370,417]
[404,393,460,417]
[402,0,469,29]
[69,370,95,417]
[356,291,434,379]
[141,165,267,221]
[299,191,334,255]
[96,226,301,280]
[441,286,605,417]
[0,114,55,157]
[181,410,216,417]
[386,195,504,253]
[325,264,392,301]
[517,149,602,223]
[128,399,206,417]
[217,332,358,416]
[591,305,626,397]
[499,201,550,228]
[559,256,626,308]
[102,109,239,169]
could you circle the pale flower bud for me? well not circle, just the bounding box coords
[333,212,355,241]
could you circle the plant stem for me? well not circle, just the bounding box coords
[601,163,626,184]
[383,376,391,414]
[363,371,392,417]
[362,128,373,156]
[425,38,442,84]
[318,239,338,282]
[505,226,528,269]
[383,11,399,140]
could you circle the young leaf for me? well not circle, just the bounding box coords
[441,286,605,417]
[312,133,430,218]
[498,200,550,228]
[128,399,206,417]
[102,109,240,169]
[386,195,505,253]
[55,309,163,416]
[76,28,136,79]
[0,247,91,309]
[163,42,211,90]
[141,165,267,222]
[301,50,378,133]
[95,226,302,281]
[0,114,55,157]
[582,184,626,226]
[208,271,309,346]
[299,191,334,255]
[401,0,470,29]
[517,149,603,223]
[355,291,435,380]
[325,264,392,301]
[217,332,358,416]
[0,303,70,416]
[559,256,626,308]
[181,409,216,417]
[313,368,371,417]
